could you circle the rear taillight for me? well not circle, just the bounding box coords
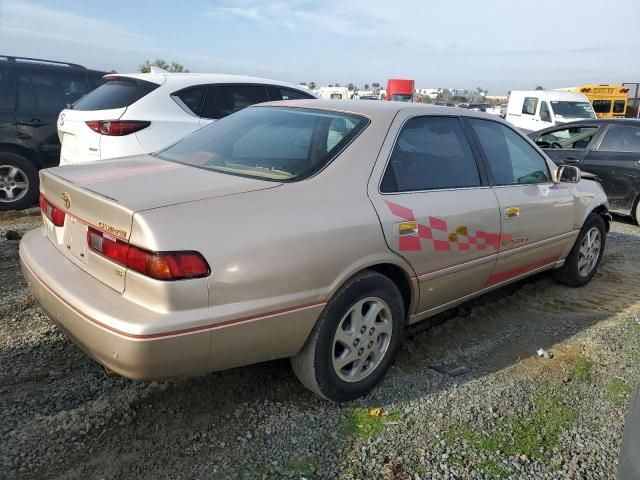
[85,120,150,136]
[39,194,65,227]
[87,227,210,281]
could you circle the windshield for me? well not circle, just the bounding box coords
[550,101,596,119]
[155,107,368,181]
[391,94,413,102]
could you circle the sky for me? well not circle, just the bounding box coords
[1,0,639,95]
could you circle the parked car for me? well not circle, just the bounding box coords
[506,90,596,133]
[529,119,640,223]
[21,100,610,402]
[467,103,490,112]
[57,73,316,166]
[358,95,379,100]
[618,386,640,479]
[0,55,106,210]
[485,104,502,116]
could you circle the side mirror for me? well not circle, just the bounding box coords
[555,165,581,183]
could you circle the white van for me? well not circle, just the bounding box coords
[505,90,596,133]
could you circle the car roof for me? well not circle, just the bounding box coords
[109,72,311,92]
[252,99,506,121]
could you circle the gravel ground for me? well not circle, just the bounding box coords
[1,211,639,480]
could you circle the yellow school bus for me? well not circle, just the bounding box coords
[568,84,628,118]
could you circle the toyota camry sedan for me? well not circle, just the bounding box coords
[20,100,610,402]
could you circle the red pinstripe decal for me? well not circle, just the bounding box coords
[485,255,559,286]
[24,261,326,340]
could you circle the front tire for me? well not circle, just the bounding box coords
[291,271,405,402]
[553,213,606,287]
[0,153,39,211]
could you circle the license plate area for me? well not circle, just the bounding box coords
[61,215,89,266]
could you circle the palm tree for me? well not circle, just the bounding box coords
[364,83,370,91]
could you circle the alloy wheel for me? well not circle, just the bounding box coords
[0,165,29,203]
[577,226,601,277]
[331,297,393,383]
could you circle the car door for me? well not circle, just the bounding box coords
[0,63,17,144]
[15,68,90,167]
[466,118,576,286]
[533,124,603,167]
[368,113,501,314]
[583,123,640,213]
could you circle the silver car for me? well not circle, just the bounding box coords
[20,100,610,401]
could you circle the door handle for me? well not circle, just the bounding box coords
[563,157,581,164]
[18,119,45,127]
[504,207,520,218]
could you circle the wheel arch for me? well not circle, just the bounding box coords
[0,143,43,169]
[590,203,612,232]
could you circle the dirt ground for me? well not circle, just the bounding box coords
[1,212,639,479]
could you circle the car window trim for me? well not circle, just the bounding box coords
[462,116,553,187]
[377,114,490,195]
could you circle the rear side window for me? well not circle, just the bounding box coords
[172,86,206,115]
[469,118,550,185]
[598,125,640,153]
[201,85,269,119]
[380,116,481,193]
[592,100,611,114]
[72,78,159,111]
[16,71,90,111]
[17,74,36,109]
[522,97,538,115]
[267,86,314,101]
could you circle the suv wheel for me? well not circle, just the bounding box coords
[291,271,405,402]
[553,213,606,287]
[0,153,38,211]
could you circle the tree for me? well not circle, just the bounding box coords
[364,83,370,91]
[139,58,189,73]
[334,83,340,87]
[347,83,355,91]
[308,81,316,90]
[535,85,544,90]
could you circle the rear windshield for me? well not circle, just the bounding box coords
[550,101,595,119]
[155,106,369,181]
[72,78,159,111]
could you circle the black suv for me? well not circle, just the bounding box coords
[0,56,107,210]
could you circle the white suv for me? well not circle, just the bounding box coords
[57,73,316,165]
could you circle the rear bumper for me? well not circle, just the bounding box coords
[19,228,323,380]
[20,228,211,379]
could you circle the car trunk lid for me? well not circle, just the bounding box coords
[40,158,279,292]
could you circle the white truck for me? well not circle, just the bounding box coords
[505,90,596,133]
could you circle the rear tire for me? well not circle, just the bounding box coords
[0,153,39,211]
[553,213,606,287]
[291,271,405,402]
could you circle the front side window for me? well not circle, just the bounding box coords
[550,101,596,119]
[201,85,269,119]
[540,101,552,122]
[592,100,612,114]
[469,119,550,185]
[538,126,599,149]
[522,97,538,115]
[380,116,481,193]
[156,106,368,181]
[598,125,640,153]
